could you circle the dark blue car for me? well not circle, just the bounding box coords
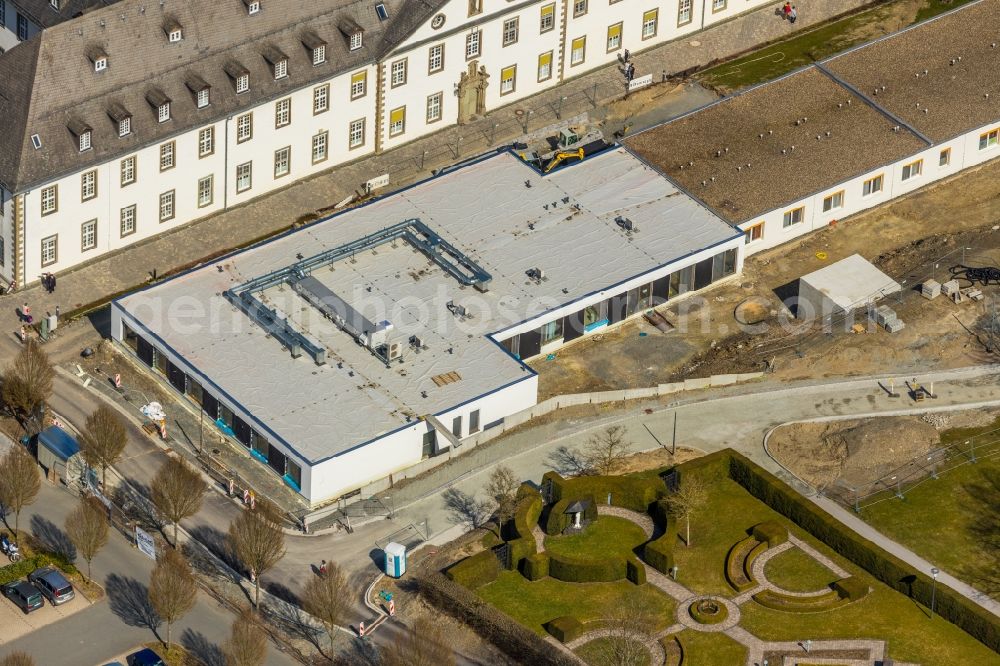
[126,648,166,666]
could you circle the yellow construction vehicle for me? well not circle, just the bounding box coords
[544,148,584,173]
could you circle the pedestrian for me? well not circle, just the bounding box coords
[55,305,60,319]
[789,5,797,23]
[319,559,328,576]
[50,273,56,293]
[21,303,31,324]
[623,48,630,62]
[782,1,791,19]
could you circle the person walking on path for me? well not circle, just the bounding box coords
[789,5,797,23]
[20,303,32,324]
[782,1,791,19]
[319,559,328,576]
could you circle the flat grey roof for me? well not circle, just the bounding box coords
[801,253,900,311]
[116,148,738,463]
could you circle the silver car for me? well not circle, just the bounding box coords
[28,567,75,605]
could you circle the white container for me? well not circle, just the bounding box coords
[384,542,407,578]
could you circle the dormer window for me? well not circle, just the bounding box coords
[339,19,364,51]
[49,0,60,10]
[108,103,132,137]
[87,46,108,73]
[301,31,327,66]
[164,19,183,43]
[69,119,92,152]
[146,88,172,123]
[225,61,250,93]
[243,0,260,15]
[262,46,288,80]
[186,74,211,108]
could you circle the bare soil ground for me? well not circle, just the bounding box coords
[534,158,1000,399]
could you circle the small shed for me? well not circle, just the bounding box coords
[797,254,901,321]
[36,426,85,485]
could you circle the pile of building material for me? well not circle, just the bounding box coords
[922,279,941,300]
[870,304,905,333]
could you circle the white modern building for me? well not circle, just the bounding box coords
[626,0,1000,254]
[0,0,777,290]
[111,146,743,504]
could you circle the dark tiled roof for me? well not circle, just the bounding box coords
[625,67,928,224]
[0,0,446,192]
[823,0,1000,143]
[8,0,121,30]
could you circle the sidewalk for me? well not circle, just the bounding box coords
[0,0,872,331]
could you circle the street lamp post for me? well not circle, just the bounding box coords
[930,567,939,618]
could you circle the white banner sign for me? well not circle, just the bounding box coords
[628,74,653,92]
[365,174,390,192]
[135,526,156,561]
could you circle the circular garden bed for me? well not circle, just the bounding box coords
[689,598,729,625]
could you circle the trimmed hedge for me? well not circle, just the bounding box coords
[744,540,769,582]
[752,588,843,612]
[445,549,500,589]
[545,615,584,643]
[644,535,675,575]
[416,570,580,666]
[626,555,646,585]
[549,551,626,583]
[751,520,788,547]
[660,635,683,666]
[724,537,758,593]
[0,554,77,587]
[521,552,550,581]
[543,495,598,536]
[543,470,666,513]
[688,599,729,625]
[832,576,870,602]
[725,450,1000,652]
[507,486,543,542]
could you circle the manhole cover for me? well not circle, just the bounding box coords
[689,40,702,47]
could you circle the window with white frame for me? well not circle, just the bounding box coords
[426,92,443,123]
[79,130,91,152]
[466,30,481,59]
[121,156,136,185]
[168,28,182,43]
[198,127,214,157]
[744,222,764,243]
[351,71,367,98]
[428,44,444,73]
[94,56,107,72]
[979,129,998,150]
[159,141,175,171]
[237,113,252,143]
[350,31,363,50]
[275,98,291,128]
[247,0,259,14]
[274,146,291,178]
[939,148,951,166]
[502,18,518,46]
[159,190,175,222]
[119,116,131,136]
[312,45,326,65]
[349,119,365,148]
[712,0,726,11]
[500,65,516,95]
[642,9,658,39]
[822,190,844,212]
[41,185,57,216]
[607,23,622,51]
[312,131,328,164]
[236,162,253,192]
[678,0,692,25]
[390,59,407,87]
[571,37,586,65]
[81,170,97,201]
[41,235,57,267]
[782,206,804,228]
[313,85,329,114]
[537,51,553,81]
[81,219,97,250]
[120,205,136,237]
[198,175,213,207]
[157,102,170,123]
[196,88,210,108]
[389,107,406,137]
[236,73,249,94]
[273,58,287,79]
[540,4,555,32]
[573,0,587,17]
[862,174,883,196]
[901,159,922,181]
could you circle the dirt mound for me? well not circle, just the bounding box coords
[769,417,940,489]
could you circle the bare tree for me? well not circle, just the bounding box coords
[667,475,707,547]
[301,559,351,655]
[442,487,492,530]
[79,404,128,491]
[380,616,456,666]
[223,608,268,666]
[148,546,197,647]
[484,465,520,537]
[588,597,654,666]
[0,445,41,536]
[582,425,632,476]
[0,652,36,666]
[227,500,286,607]
[65,496,109,582]
[150,456,206,547]
[1,341,54,436]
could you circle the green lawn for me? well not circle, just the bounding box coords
[576,637,652,666]
[696,0,980,92]
[477,572,677,635]
[675,630,747,665]
[763,546,839,593]
[544,516,648,561]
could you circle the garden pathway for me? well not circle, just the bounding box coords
[787,534,850,578]
[595,505,656,539]
[750,541,840,598]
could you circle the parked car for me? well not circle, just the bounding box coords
[1,580,44,614]
[126,648,166,666]
[27,567,75,605]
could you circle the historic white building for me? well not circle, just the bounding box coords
[0,0,777,290]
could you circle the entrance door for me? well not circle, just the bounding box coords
[422,430,437,458]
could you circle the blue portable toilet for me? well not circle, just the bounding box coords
[384,542,407,578]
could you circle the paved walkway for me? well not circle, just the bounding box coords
[0,0,872,331]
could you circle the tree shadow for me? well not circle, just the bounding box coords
[188,524,241,573]
[261,599,322,652]
[546,444,590,477]
[105,573,161,637]
[960,466,1000,597]
[180,628,225,666]
[109,483,162,532]
[442,487,491,530]
[264,580,300,607]
[29,515,77,560]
